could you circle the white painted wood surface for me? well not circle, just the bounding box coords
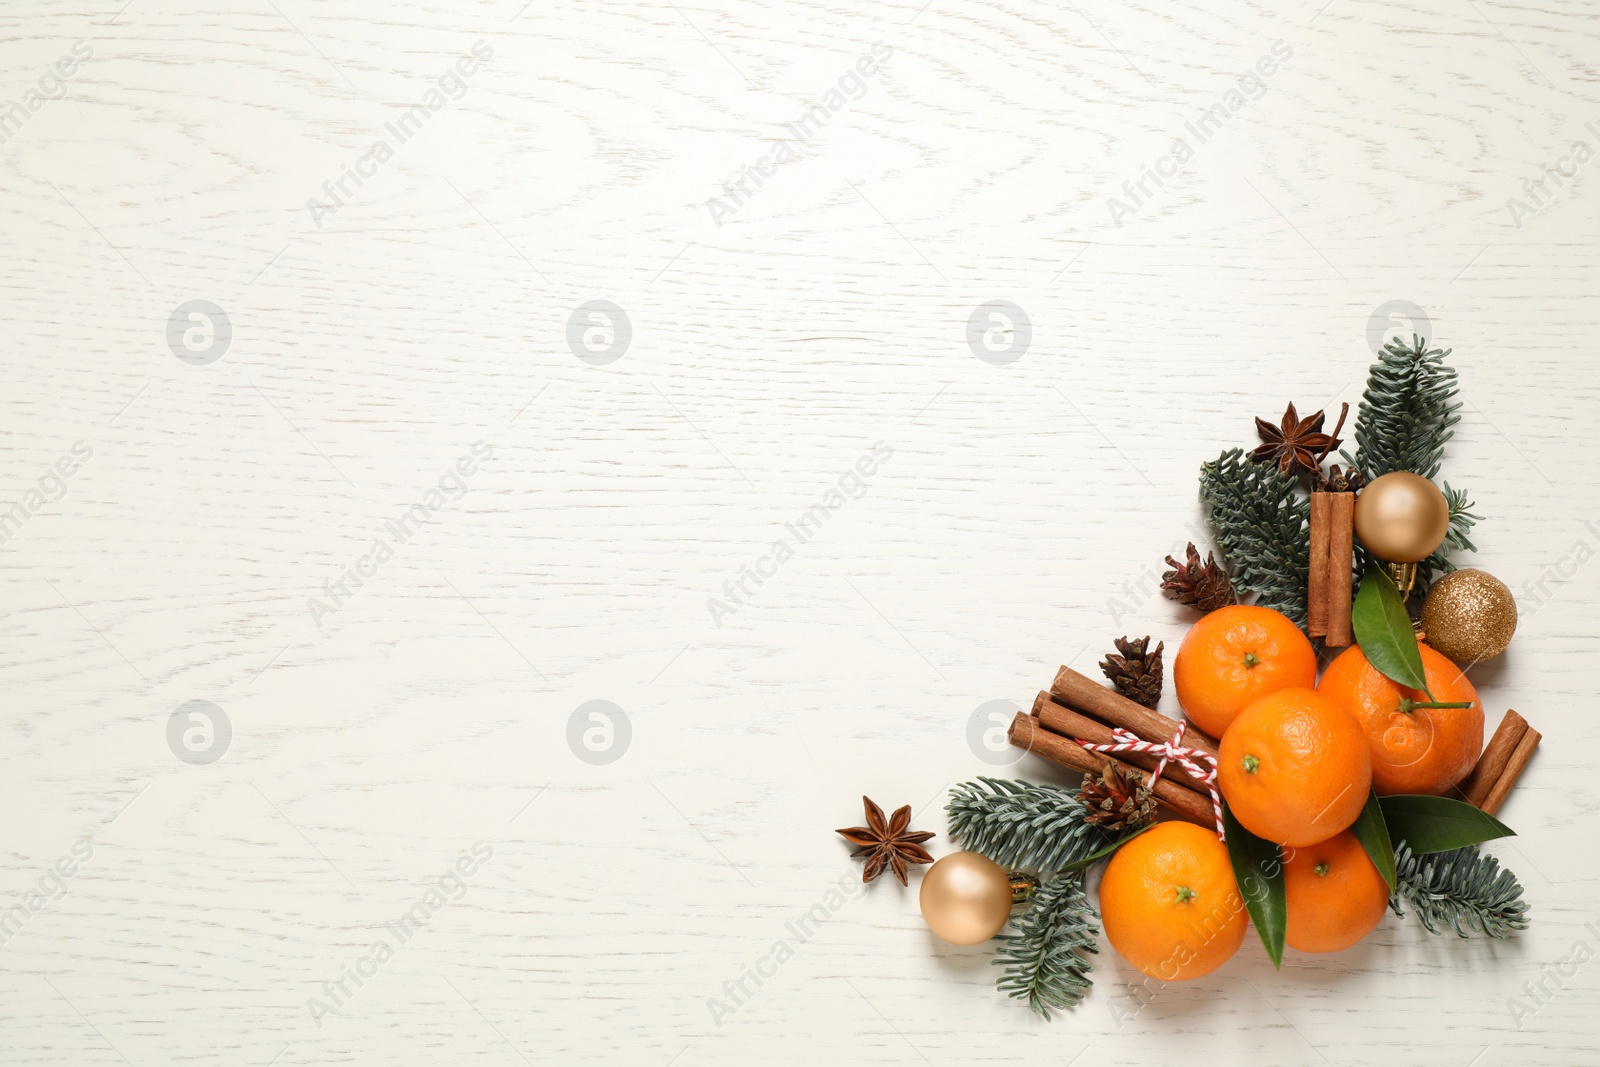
[1,0,1596,1062]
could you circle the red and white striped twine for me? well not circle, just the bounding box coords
[1078,722,1226,840]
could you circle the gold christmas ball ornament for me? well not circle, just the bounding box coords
[1422,569,1517,663]
[918,851,1013,945]
[1354,472,1452,563]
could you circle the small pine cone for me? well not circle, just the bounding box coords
[1162,543,1238,612]
[1320,463,1366,494]
[1100,636,1164,709]
[1077,765,1157,832]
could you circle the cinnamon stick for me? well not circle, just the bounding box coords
[1308,492,1332,638]
[1324,492,1355,647]
[1032,691,1213,795]
[1050,666,1219,760]
[1457,710,1529,808]
[1479,724,1540,816]
[1009,712,1213,827]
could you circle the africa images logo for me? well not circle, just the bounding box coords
[307,441,493,628]
[0,41,92,145]
[704,42,894,227]
[1105,40,1293,225]
[307,842,493,1027]
[306,41,493,227]
[706,441,893,626]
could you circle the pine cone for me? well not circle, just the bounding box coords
[1099,635,1163,709]
[1162,543,1238,612]
[1077,765,1157,831]
[1319,463,1366,494]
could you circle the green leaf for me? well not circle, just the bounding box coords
[1349,789,1397,891]
[1352,565,1430,694]
[1057,824,1154,874]
[1222,804,1286,969]
[1379,795,1515,854]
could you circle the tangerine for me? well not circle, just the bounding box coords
[1316,643,1483,796]
[1218,687,1371,847]
[1099,822,1246,981]
[1174,605,1318,738]
[1283,829,1390,953]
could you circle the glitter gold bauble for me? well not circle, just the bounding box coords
[918,851,1012,945]
[1353,472,1451,563]
[1421,569,1517,663]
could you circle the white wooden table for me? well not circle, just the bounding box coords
[2,1,1595,1063]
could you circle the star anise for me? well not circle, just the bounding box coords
[1249,401,1348,478]
[836,796,935,885]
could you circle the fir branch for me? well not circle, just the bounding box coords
[1416,483,1482,589]
[1198,448,1311,627]
[1348,335,1462,480]
[993,872,1099,1018]
[1390,842,1530,939]
[946,778,1112,872]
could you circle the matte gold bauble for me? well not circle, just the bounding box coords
[1354,472,1451,563]
[918,851,1013,945]
[1421,568,1517,663]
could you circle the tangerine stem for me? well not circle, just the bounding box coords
[1174,885,1196,904]
[1397,698,1475,714]
[1242,652,1260,669]
[1242,754,1260,774]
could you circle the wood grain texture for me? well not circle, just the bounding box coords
[1,0,1597,1062]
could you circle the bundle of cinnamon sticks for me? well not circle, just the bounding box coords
[1007,666,1220,827]
[1456,710,1541,815]
[1308,490,1355,647]
[1008,664,1539,821]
